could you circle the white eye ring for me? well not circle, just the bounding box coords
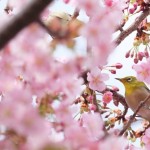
[127,77,132,82]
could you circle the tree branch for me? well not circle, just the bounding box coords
[119,94,150,136]
[115,8,150,46]
[0,0,54,50]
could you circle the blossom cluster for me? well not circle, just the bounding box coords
[1,0,150,150]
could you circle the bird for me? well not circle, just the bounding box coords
[115,76,150,121]
[45,11,84,38]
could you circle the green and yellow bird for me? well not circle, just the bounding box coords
[116,76,150,121]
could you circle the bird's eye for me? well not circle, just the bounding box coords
[127,77,132,82]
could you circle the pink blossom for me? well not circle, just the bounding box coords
[79,1,123,66]
[133,58,150,84]
[102,91,113,104]
[54,102,75,127]
[87,67,109,91]
[0,86,49,135]
[89,104,97,111]
[86,95,94,103]
[99,136,128,150]
[60,77,83,103]
[104,0,126,8]
[104,0,113,7]
[75,0,100,17]
[142,128,150,149]
[0,140,14,150]
[64,124,89,149]
[82,113,104,138]
[128,145,142,150]
[63,0,70,3]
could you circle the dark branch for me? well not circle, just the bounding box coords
[115,8,150,46]
[102,88,128,108]
[0,0,54,50]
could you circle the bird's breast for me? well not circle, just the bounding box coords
[125,87,150,121]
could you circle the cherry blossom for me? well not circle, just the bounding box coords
[133,58,150,84]
[77,0,123,66]
[102,91,113,104]
[98,136,128,150]
[82,113,104,138]
[74,0,100,17]
[87,67,109,91]
[63,0,70,4]
[0,0,149,149]
[104,0,114,7]
[142,128,150,149]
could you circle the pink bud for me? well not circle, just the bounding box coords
[144,48,149,58]
[63,0,70,3]
[102,91,113,104]
[138,52,144,61]
[89,104,97,111]
[134,58,138,64]
[110,70,116,74]
[112,86,119,91]
[115,63,123,69]
[129,8,135,14]
[86,95,94,103]
[125,51,130,58]
[130,51,134,58]
[133,3,138,9]
[104,0,113,7]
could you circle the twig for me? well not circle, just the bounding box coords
[0,0,54,50]
[119,94,150,136]
[102,88,128,121]
[72,8,79,19]
[102,88,128,109]
[115,8,150,46]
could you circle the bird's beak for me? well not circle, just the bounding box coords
[115,78,122,82]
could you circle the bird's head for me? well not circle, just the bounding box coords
[115,76,146,95]
[115,76,137,86]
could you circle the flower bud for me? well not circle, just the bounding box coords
[115,63,123,69]
[138,52,144,61]
[89,104,97,111]
[134,58,138,64]
[144,48,149,58]
[110,69,116,74]
[133,3,138,9]
[125,50,130,58]
[130,51,134,58]
[129,8,135,14]
[86,95,94,103]
[63,0,70,3]
[102,91,113,104]
[112,86,119,91]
